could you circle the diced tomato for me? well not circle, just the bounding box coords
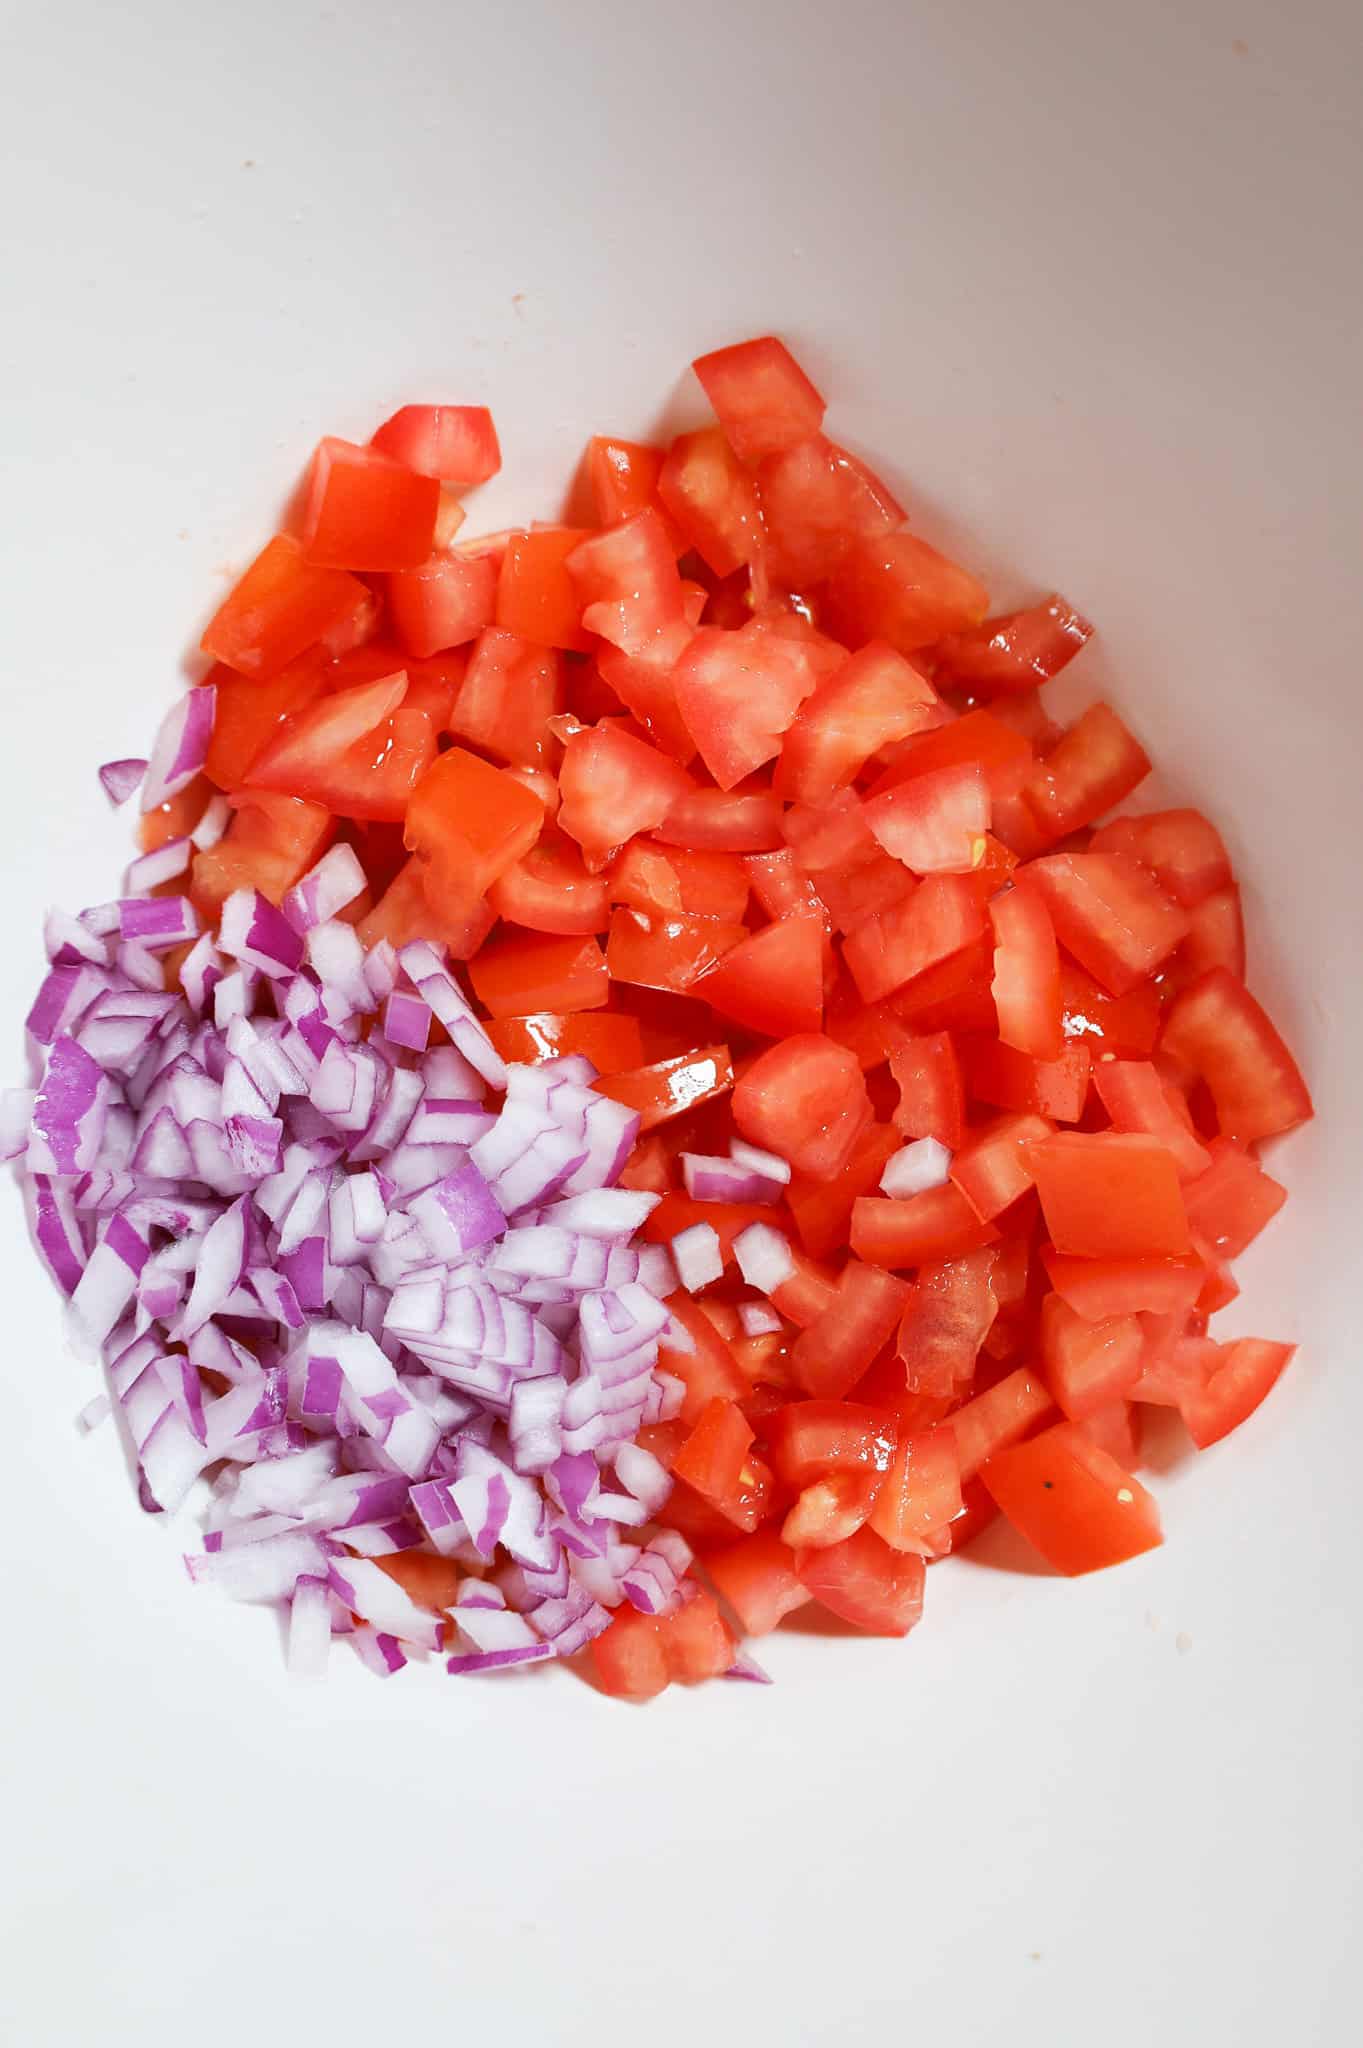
[770,1249,841,1328]
[842,873,986,1006]
[139,774,214,854]
[704,1530,810,1634]
[370,403,501,486]
[371,1550,463,1610]
[1173,886,1245,984]
[989,881,1063,1059]
[1091,1060,1210,1178]
[893,934,998,1034]
[888,1032,964,1149]
[200,534,370,680]
[388,550,499,657]
[732,1034,872,1181]
[658,1587,737,1683]
[1159,967,1313,1143]
[929,593,1094,695]
[606,907,745,995]
[246,675,435,823]
[1089,808,1233,909]
[642,1193,777,1260]
[957,1034,1093,1124]
[1180,1338,1295,1449]
[356,855,494,958]
[485,1009,644,1074]
[851,1184,999,1268]
[757,436,904,585]
[692,335,826,464]
[949,1111,1053,1219]
[203,654,326,790]
[466,931,607,1018]
[657,1297,751,1424]
[1041,1246,1205,1321]
[1039,1293,1145,1420]
[404,745,545,912]
[820,531,988,654]
[785,1123,900,1257]
[869,1427,963,1553]
[869,709,1033,804]
[963,832,1021,909]
[566,508,688,661]
[1129,1319,1218,1408]
[495,528,594,652]
[944,1475,1001,1550]
[448,628,562,766]
[673,622,825,790]
[673,1398,768,1531]
[761,1400,898,1488]
[789,1261,911,1399]
[782,1469,883,1549]
[797,851,908,936]
[584,436,685,550]
[1181,1138,1287,1259]
[658,426,767,584]
[783,788,879,876]
[864,763,989,876]
[980,1423,1162,1575]
[590,1604,670,1700]
[595,1045,735,1131]
[950,1367,1054,1479]
[300,437,439,571]
[1075,1400,1143,1468]
[1026,852,1189,996]
[558,721,694,870]
[696,914,825,1038]
[594,645,698,765]
[612,841,749,923]
[1022,703,1150,841]
[190,790,332,917]
[486,837,611,935]
[795,1527,926,1636]
[894,1249,999,1397]
[656,788,785,852]
[1027,1132,1191,1258]
[1059,961,1160,1057]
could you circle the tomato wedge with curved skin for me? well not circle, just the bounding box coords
[775,641,942,805]
[692,335,826,464]
[1180,1339,1295,1450]
[190,791,332,918]
[356,855,493,958]
[567,508,687,660]
[656,788,784,852]
[990,881,1063,1060]
[658,426,767,585]
[820,531,988,655]
[1089,808,1233,909]
[864,762,990,876]
[495,528,593,652]
[732,1034,873,1181]
[486,838,612,935]
[1039,1294,1145,1421]
[594,1045,734,1131]
[869,1427,963,1554]
[757,435,904,585]
[1021,703,1151,842]
[1026,852,1189,997]
[486,1009,643,1075]
[842,873,987,1006]
[895,1250,999,1397]
[851,1185,1000,1268]
[705,1530,810,1635]
[870,710,1033,804]
[1173,885,1246,985]
[673,623,825,790]
[958,1033,1092,1123]
[929,593,1095,696]
[404,746,545,914]
[201,534,371,680]
[466,932,607,1019]
[387,551,499,658]
[1091,1059,1209,1178]
[888,1032,965,1149]
[585,436,686,551]
[762,1401,898,1488]
[695,914,825,1038]
[1181,1138,1287,1260]
[982,1424,1162,1575]
[790,1261,911,1400]
[370,404,501,486]
[795,1527,926,1636]
[203,654,326,791]
[300,438,439,572]
[949,1111,1053,1219]
[1027,1133,1191,1258]
[605,907,746,995]
[611,841,750,923]
[1041,1246,1205,1322]
[950,1368,1055,1479]
[558,721,694,871]
[449,628,561,767]
[1159,967,1313,1143]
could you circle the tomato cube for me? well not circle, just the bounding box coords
[989,880,1063,1060]
[611,841,750,923]
[705,1530,810,1635]
[1026,1132,1192,1258]
[930,593,1094,696]
[692,334,826,463]
[851,1185,1000,1268]
[200,534,371,680]
[888,1032,965,1149]
[606,907,746,994]
[980,1423,1162,1574]
[370,403,501,485]
[757,435,904,585]
[842,874,986,1006]
[388,550,499,657]
[655,788,785,852]
[1022,702,1150,841]
[301,437,440,571]
[559,722,694,871]
[1039,1294,1145,1421]
[1026,852,1188,997]
[949,1111,1053,1220]
[594,1045,735,1131]
[894,1249,999,1397]
[1180,1338,1296,1449]
[957,1034,1093,1123]
[695,914,825,1038]
[495,528,594,651]
[869,1427,963,1553]
[466,931,608,1018]
[795,1526,926,1635]
[790,1261,911,1399]
[585,436,685,549]
[950,1367,1054,1479]
[485,1010,644,1075]
[864,763,990,876]
[1041,1246,1205,1321]
[732,1034,873,1181]
[658,426,766,582]
[820,531,988,654]
[785,1122,902,1257]
[1091,1059,1210,1178]
[674,623,824,790]
[1159,967,1313,1143]
[403,745,545,911]
[1089,808,1233,909]
[1181,1138,1287,1259]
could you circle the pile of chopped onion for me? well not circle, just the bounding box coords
[2,782,721,1681]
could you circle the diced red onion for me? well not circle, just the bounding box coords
[733,1221,795,1294]
[681,1150,784,1205]
[219,889,304,979]
[125,837,192,893]
[350,1626,408,1677]
[140,686,215,813]
[738,1299,783,1337]
[880,1136,953,1197]
[287,1574,333,1677]
[282,844,367,934]
[398,940,507,1089]
[723,1648,774,1684]
[671,1220,723,1293]
[382,990,432,1052]
[99,757,147,807]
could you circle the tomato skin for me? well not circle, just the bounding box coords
[851,1185,1000,1268]
[1026,852,1189,997]
[785,1122,901,1258]
[301,438,440,572]
[1181,1138,1287,1259]
[203,655,326,791]
[1180,1338,1295,1449]
[869,709,1033,804]
[585,436,686,550]
[757,435,903,585]
[732,1034,873,1181]
[559,722,693,871]
[1021,702,1150,841]
[370,404,501,486]
[388,551,499,657]
[655,788,785,853]
[1027,1132,1191,1259]
[929,593,1095,696]
[842,873,987,1006]
[692,335,826,464]
[495,528,594,652]
[200,534,370,680]
[487,837,612,935]
[869,1427,962,1553]
[486,1009,644,1074]
[950,1367,1054,1479]
[612,841,750,923]
[1089,808,1233,909]
[605,907,746,995]
[990,881,1063,1060]
[888,1032,965,1148]
[466,932,608,1019]
[956,1033,1092,1124]
[658,426,767,582]
[1091,1060,1210,1179]
[790,1261,912,1400]
[820,531,988,654]
[594,1045,734,1131]
[450,628,562,767]
[1041,1246,1205,1322]
[1159,967,1313,1143]
[980,1423,1162,1575]
[949,1111,1053,1220]
[673,623,824,790]
[1039,1293,1145,1421]
[404,746,545,912]
[695,913,825,1038]
[795,1527,926,1636]
[704,1530,810,1634]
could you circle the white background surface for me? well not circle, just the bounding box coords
[2,2,1360,2041]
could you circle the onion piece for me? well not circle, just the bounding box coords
[671,1220,723,1292]
[733,1221,795,1295]
[99,757,148,807]
[140,686,216,812]
[880,1136,953,1197]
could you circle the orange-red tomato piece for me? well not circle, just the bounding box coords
[301,437,440,572]
[732,1033,873,1182]
[980,1423,1162,1575]
[695,914,825,1038]
[1027,1132,1192,1258]
[495,528,594,652]
[200,534,370,680]
[594,1045,734,1132]
[794,1526,926,1636]
[486,1010,644,1075]
[466,932,608,1019]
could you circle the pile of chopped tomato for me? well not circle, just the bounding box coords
[174,336,1311,1700]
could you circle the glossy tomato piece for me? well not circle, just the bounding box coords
[449,628,562,767]
[761,1400,898,1488]
[863,762,989,877]
[655,787,785,852]
[658,426,767,584]
[584,436,686,550]
[1059,961,1160,1057]
[929,593,1094,696]
[870,709,1033,804]
[1027,1132,1191,1258]
[795,1527,926,1636]
[851,1185,999,1268]
[595,1044,735,1132]
[1039,1294,1145,1421]
[190,791,332,917]
[404,746,545,911]
[567,508,688,660]
[593,644,697,765]
[732,1033,872,1181]
[495,528,594,652]
[558,721,693,870]
[869,1427,963,1554]
[776,642,942,805]
[1022,703,1150,841]
[673,622,825,789]
[756,435,903,586]
[692,335,826,464]
[784,1123,900,1258]
[1026,852,1188,996]
[893,934,998,1034]
[704,1530,810,1635]
[958,1033,1092,1123]
[820,531,988,654]
[1180,1338,1295,1449]
[203,654,326,790]
[989,881,1063,1060]
[1091,1059,1209,1178]
[1041,1246,1205,1322]
[789,1261,911,1400]
[300,437,439,571]
[200,534,370,680]
[894,1249,999,1397]
[950,1367,1054,1479]
[842,874,987,1006]
[658,1587,736,1683]
[816,855,914,935]
[980,1422,1162,1575]
[388,550,499,657]
[1089,808,1233,909]
[655,1295,750,1425]
[611,840,749,923]
[783,787,879,875]
[485,1009,643,1074]
[696,913,825,1038]
[356,856,494,958]
[782,1468,884,1549]
[605,907,745,995]
[1181,1138,1287,1259]
[370,403,501,485]
[466,932,607,1018]
[672,1399,771,1532]
[949,1110,1052,1219]
[1159,967,1313,1143]
[888,1032,965,1148]
[486,836,611,935]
